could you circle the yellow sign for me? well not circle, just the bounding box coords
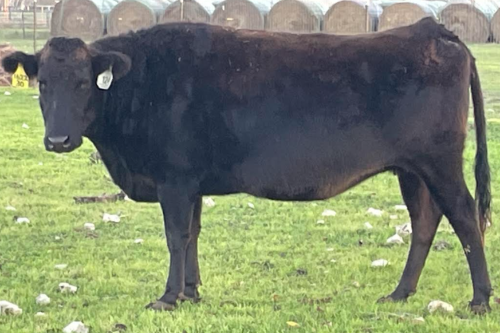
[12,63,29,89]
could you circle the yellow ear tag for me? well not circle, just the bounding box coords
[97,66,113,90]
[12,63,29,89]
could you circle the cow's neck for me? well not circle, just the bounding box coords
[85,92,159,202]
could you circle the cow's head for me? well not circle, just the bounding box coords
[2,37,131,153]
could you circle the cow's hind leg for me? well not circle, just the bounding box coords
[378,171,442,303]
[183,196,202,302]
[416,158,492,314]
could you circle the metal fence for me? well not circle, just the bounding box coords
[1,0,500,48]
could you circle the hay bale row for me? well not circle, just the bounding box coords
[49,0,500,43]
[51,0,382,39]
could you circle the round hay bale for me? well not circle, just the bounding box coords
[108,0,172,35]
[160,0,214,23]
[491,8,500,42]
[267,0,331,32]
[440,0,496,43]
[324,0,382,34]
[51,0,119,41]
[211,0,271,30]
[378,1,445,31]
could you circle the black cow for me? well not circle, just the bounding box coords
[2,17,493,313]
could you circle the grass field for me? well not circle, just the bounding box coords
[2,39,500,333]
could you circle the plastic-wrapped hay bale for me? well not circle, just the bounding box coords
[51,0,120,40]
[324,0,382,34]
[211,0,271,30]
[267,0,334,32]
[440,0,496,43]
[160,0,214,23]
[107,0,173,35]
[378,0,445,31]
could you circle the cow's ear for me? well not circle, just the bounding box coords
[2,51,38,78]
[92,51,131,81]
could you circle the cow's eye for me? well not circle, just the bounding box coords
[39,81,47,92]
[77,81,90,90]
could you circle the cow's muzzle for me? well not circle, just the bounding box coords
[45,136,74,153]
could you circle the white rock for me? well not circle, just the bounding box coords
[4,91,11,96]
[5,205,16,211]
[35,294,50,305]
[394,205,407,211]
[55,236,61,241]
[0,301,22,315]
[83,223,95,231]
[63,321,89,333]
[59,282,78,294]
[124,195,133,202]
[54,264,67,270]
[389,215,398,220]
[203,197,216,207]
[32,95,39,99]
[321,209,337,217]
[330,259,337,263]
[367,208,383,217]
[364,222,373,229]
[352,281,360,288]
[396,222,412,236]
[386,234,405,244]
[371,259,389,267]
[22,123,29,129]
[413,317,425,324]
[35,312,46,317]
[15,217,30,224]
[38,162,43,166]
[134,238,144,244]
[102,213,120,223]
[316,219,325,224]
[427,300,454,313]
[326,248,334,252]
[247,202,255,209]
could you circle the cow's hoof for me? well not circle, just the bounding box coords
[377,295,395,303]
[145,300,176,311]
[469,302,491,315]
[377,294,408,303]
[183,287,201,303]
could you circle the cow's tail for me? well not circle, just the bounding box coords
[470,55,491,238]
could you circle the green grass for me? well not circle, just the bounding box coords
[2,44,500,332]
[1,29,51,53]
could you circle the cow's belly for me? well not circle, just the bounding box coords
[235,125,393,201]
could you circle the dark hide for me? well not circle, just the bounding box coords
[1,17,492,313]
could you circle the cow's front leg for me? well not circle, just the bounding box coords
[146,180,197,311]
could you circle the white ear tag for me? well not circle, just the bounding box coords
[97,66,113,90]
